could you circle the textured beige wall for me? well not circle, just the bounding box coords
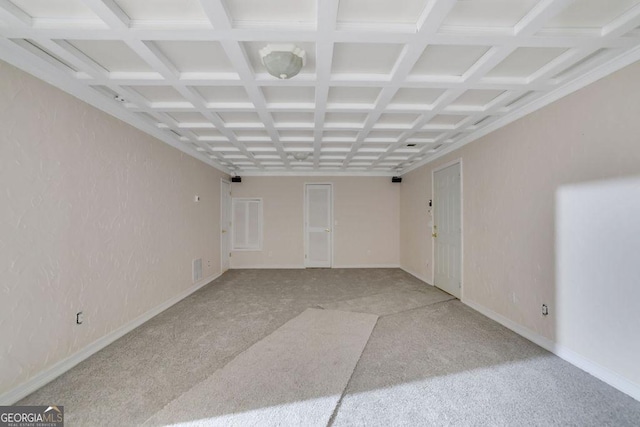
[230,176,400,268]
[0,61,227,395]
[400,61,640,360]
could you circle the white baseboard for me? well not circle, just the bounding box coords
[553,341,640,402]
[230,264,400,269]
[463,299,556,351]
[230,265,304,269]
[334,264,400,269]
[0,272,223,405]
[463,298,640,402]
[400,266,433,285]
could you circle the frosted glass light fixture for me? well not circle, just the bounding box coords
[292,152,311,161]
[260,44,306,79]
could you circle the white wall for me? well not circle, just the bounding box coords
[399,60,640,398]
[0,60,227,399]
[557,176,640,391]
[230,176,400,268]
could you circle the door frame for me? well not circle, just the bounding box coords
[303,182,334,268]
[220,178,231,273]
[431,158,464,300]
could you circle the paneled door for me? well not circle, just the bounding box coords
[305,184,333,268]
[433,162,462,298]
[220,180,231,272]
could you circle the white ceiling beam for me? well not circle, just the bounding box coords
[416,0,458,34]
[514,0,576,36]
[82,0,130,29]
[3,24,638,48]
[343,0,458,169]
[313,0,340,168]
[200,0,289,169]
[0,0,32,27]
[602,3,640,38]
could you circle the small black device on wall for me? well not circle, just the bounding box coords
[392,176,402,183]
[231,176,242,183]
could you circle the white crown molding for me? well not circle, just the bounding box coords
[238,170,397,177]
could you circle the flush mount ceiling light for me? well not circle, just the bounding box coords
[259,44,306,80]
[291,152,311,161]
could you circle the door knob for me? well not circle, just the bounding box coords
[222,229,227,233]
[432,232,438,238]
[325,228,331,232]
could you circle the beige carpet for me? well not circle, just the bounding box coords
[143,308,377,427]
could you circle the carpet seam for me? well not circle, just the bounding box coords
[326,316,380,427]
[379,297,457,318]
[139,308,307,426]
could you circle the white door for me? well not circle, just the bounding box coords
[305,184,332,268]
[433,162,462,298]
[220,180,231,272]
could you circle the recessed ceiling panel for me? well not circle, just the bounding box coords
[130,86,186,103]
[69,40,152,72]
[427,115,465,126]
[332,43,403,74]
[169,112,207,122]
[377,113,420,126]
[486,47,567,78]
[409,131,442,141]
[9,0,99,19]
[411,45,490,76]
[366,131,403,140]
[115,0,208,21]
[391,88,445,105]
[327,87,381,104]
[279,131,314,140]
[234,129,269,138]
[196,86,251,103]
[323,131,359,140]
[219,111,261,124]
[450,90,504,107]
[194,129,224,138]
[325,112,368,124]
[337,0,427,25]
[441,0,538,28]
[262,86,315,104]
[545,0,640,29]
[224,0,315,25]
[154,41,233,72]
[271,112,314,123]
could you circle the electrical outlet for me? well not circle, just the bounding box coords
[541,304,549,316]
[76,311,84,325]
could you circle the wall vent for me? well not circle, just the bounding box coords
[192,258,203,283]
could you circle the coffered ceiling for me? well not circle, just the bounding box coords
[1,0,639,176]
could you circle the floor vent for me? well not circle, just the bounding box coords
[193,258,203,283]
